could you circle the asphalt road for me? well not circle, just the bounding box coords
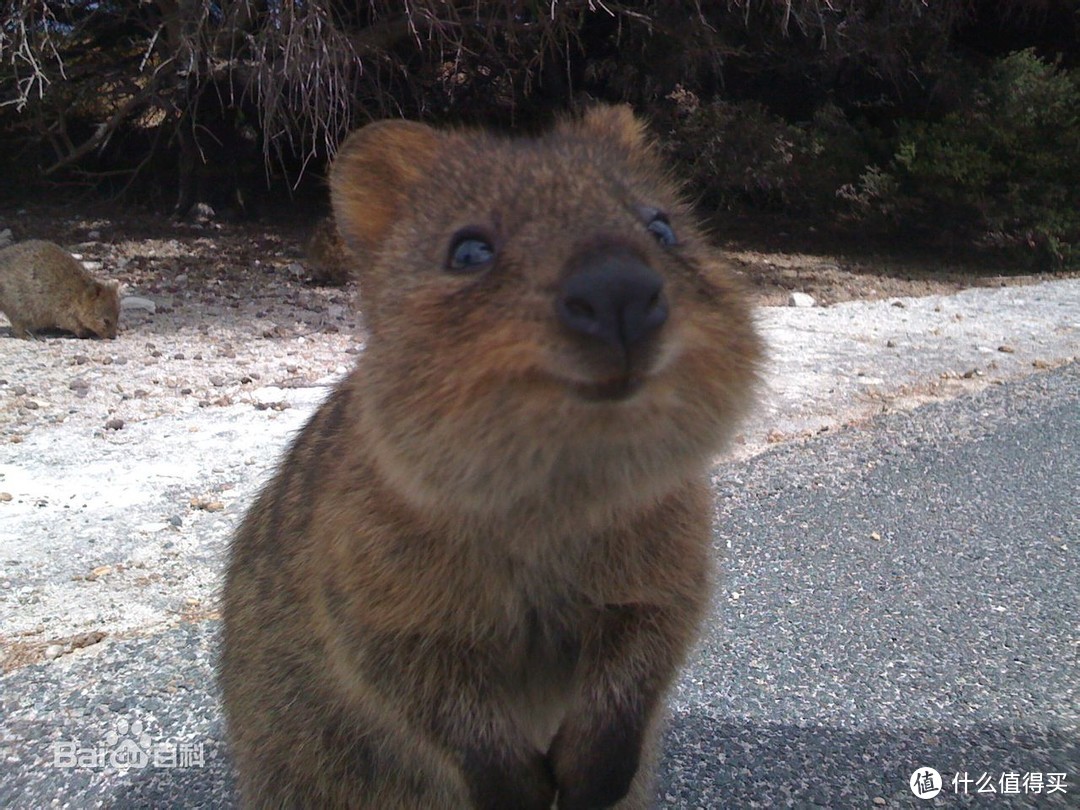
[1,363,1077,808]
[665,362,1078,808]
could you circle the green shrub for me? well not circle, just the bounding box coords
[886,49,1080,269]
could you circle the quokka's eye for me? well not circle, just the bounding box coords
[447,229,496,273]
[646,213,677,247]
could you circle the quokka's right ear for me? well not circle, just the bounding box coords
[330,120,443,256]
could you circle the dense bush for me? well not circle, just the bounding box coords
[835,50,1080,269]
[0,1,1076,268]
[0,1,609,211]
[887,50,1080,269]
[665,88,871,215]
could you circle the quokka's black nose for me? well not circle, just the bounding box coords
[556,251,667,351]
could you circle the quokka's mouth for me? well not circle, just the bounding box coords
[571,374,645,403]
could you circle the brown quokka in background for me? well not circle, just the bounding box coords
[303,215,354,286]
[220,105,761,809]
[0,240,120,339]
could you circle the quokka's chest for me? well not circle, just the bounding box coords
[504,612,584,750]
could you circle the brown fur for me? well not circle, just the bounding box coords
[304,216,355,286]
[0,240,120,339]
[220,106,761,809]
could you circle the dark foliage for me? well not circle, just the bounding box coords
[0,1,1076,266]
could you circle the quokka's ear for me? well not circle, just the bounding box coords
[565,104,652,157]
[330,120,443,256]
[95,280,120,298]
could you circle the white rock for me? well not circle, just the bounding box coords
[121,296,157,314]
[0,228,12,247]
[788,291,816,308]
[252,386,285,405]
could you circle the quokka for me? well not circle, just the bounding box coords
[221,105,761,809]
